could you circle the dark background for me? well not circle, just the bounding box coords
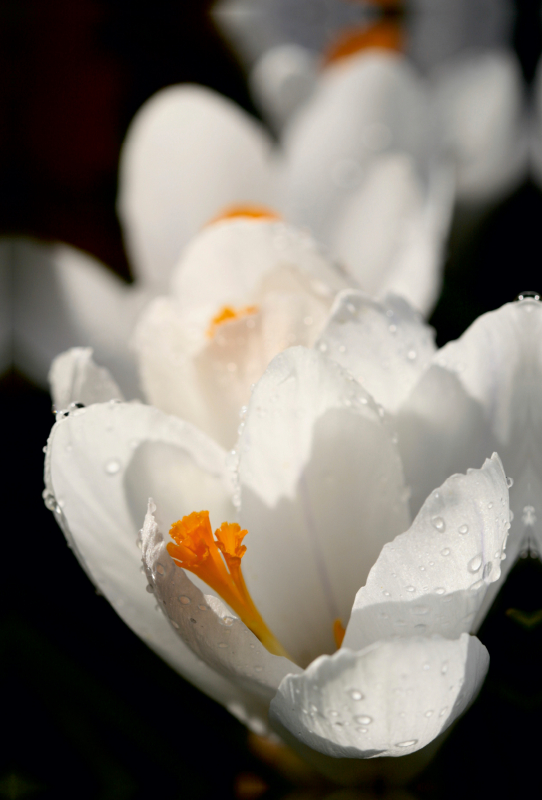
[4,1,542,798]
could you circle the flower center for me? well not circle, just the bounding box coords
[207,204,281,226]
[323,18,403,66]
[167,511,289,657]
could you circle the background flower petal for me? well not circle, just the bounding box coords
[49,347,124,409]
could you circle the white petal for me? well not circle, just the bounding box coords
[398,300,542,563]
[343,454,510,650]
[142,501,301,702]
[269,634,489,758]
[317,291,436,414]
[13,239,147,397]
[170,218,350,319]
[433,50,527,202]
[282,51,429,241]
[237,347,410,666]
[49,348,124,409]
[118,85,276,291]
[44,401,262,721]
[249,44,317,132]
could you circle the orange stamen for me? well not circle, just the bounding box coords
[323,19,403,66]
[207,204,281,226]
[333,618,346,649]
[167,511,289,658]
[207,304,259,339]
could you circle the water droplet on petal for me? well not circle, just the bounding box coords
[432,517,446,532]
[435,587,445,595]
[441,548,451,556]
[406,586,416,593]
[396,740,418,748]
[424,710,434,717]
[156,564,165,575]
[218,642,228,648]
[348,690,364,701]
[506,476,514,488]
[178,595,191,605]
[354,715,372,725]
[458,524,469,535]
[468,555,482,573]
[104,459,121,475]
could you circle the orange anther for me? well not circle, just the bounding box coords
[207,204,281,226]
[333,618,346,649]
[323,19,403,66]
[207,305,259,339]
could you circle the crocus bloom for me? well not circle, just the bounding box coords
[44,294,540,771]
[14,40,452,393]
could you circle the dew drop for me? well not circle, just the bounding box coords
[435,587,445,595]
[356,727,368,733]
[329,710,339,717]
[507,476,514,488]
[221,616,234,626]
[104,459,121,475]
[406,586,416,593]
[470,579,484,591]
[432,517,445,532]
[309,704,318,713]
[441,662,448,674]
[439,707,449,717]
[178,595,191,605]
[145,584,154,594]
[354,715,372,725]
[396,740,418,748]
[218,643,228,649]
[156,564,165,576]
[441,548,451,556]
[424,710,434,717]
[407,349,417,361]
[413,605,429,615]
[482,561,492,579]
[198,604,207,611]
[348,689,364,701]
[458,524,469,535]
[468,555,482,573]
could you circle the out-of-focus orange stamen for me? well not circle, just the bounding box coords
[168,511,289,658]
[206,305,259,339]
[207,204,281,226]
[333,618,346,649]
[323,19,403,66]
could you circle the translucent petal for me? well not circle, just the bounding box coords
[49,348,124,410]
[317,291,436,414]
[343,454,510,650]
[118,85,275,291]
[237,347,410,666]
[270,634,489,758]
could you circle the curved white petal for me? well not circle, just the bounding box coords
[13,239,147,397]
[281,51,429,241]
[250,44,318,132]
[432,50,527,203]
[44,401,267,724]
[343,454,510,650]
[142,501,301,701]
[118,85,276,291]
[49,348,124,410]
[136,220,351,447]
[398,300,542,563]
[328,152,446,312]
[237,347,410,666]
[317,291,436,414]
[269,634,489,758]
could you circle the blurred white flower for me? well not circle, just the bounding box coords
[44,294,541,773]
[15,61,451,394]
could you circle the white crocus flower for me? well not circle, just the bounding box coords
[15,43,452,392]
[133,213,353,448]
[44,294,542,774]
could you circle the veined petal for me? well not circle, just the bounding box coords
[269,634,489,758]
[343,454,510,651]
[317,291,436,414]
[142,501,301,702]
[432,50,527,202]
[44,401,265,723]
[237,347,410,666]
[118,85,276,291]
[13,239,147,397]
[281,51,429,240]
[49,348,124,410]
